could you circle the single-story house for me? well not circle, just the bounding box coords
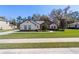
[0,16,17,30]
[10,24,17,29]
[50,23,58,30]
[20,20,44,31]
[68,22,79,29]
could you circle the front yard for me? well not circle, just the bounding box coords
[0,29,79,48]
[0,29,79,39]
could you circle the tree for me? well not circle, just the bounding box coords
[22,17,27,22]
[40,15,51,31]
[49,9,63,21]
[49,6,71,30]
[9,19,17,29]
[49,9,63,29]
[59,19,67,30]
[32,14,41,20]
[63,6,70,14]
[28,16,32,20]
[10,19,17,25]
[69,11,79,21]
[16,16,23,29]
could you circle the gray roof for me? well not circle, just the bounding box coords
[20,20,44,25]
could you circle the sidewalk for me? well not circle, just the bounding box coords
[0,38,79,43]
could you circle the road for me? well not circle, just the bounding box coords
[0,38,79,43]
[0,48,79,54]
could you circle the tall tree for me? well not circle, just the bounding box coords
[49,9,63,21]
[22,17,27,22]
[40,15,51,30]
[16,16,23,29]
[28,16,32,20]
[10,19,17,25]
[9,19,17,29]
[63,6,70,14]
[49,9,63,29]
[49,6,71,30]
[69,11,79,21]
[32,14,41,20]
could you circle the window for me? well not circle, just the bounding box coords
[24,25,27,30]
[51,26,54,29]
[6,21,8,24]
[28,25,31,30]
[37,25,38,28]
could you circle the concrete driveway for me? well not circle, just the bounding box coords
[0,48,79,54]
[0,30,18,35]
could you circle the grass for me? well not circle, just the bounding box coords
[0,42,79,49]
[0,29,79,38]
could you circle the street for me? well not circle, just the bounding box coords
[0,48,79,54]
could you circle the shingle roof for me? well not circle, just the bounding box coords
[20,20,44,25]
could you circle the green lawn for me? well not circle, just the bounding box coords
[0,29,79,38]
[0,42,79,49]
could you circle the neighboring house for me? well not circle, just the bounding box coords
[50,23,58,30]
[20,20,44,31]
[0,16,16,30]
[10,24,17,29]
[68,22,79,29]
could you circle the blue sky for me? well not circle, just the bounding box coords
[0,5,79,20]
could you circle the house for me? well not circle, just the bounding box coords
[20,20,44,31]
[10,24,17,29]
[68,22,79,29]
[50,23,58,30]
[0,16,17,30]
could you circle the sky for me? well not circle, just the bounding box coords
[0,5,79,20]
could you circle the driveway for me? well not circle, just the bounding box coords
[0,48,79,54]
[0,30,18,35]
[0,38,79,43]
